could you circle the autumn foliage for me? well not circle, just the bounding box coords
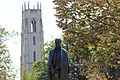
[53,0,120,79]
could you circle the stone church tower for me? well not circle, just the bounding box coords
[21,2,44,77]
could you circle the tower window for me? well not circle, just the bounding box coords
[31,19,36,32]
[33,51,36,61]
[33,36,35,45]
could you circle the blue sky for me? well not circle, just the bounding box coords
[0,0,62,79]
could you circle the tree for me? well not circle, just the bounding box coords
[0,26,16,80]
[53,0,120,79]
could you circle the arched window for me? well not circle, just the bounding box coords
[33,36,35,45]
[33,51,36,61]
[31,19,36,32]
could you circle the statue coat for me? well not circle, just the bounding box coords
[48,48,69,80]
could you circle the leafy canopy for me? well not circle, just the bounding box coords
[0,26,17,80]
[53,0,120,79]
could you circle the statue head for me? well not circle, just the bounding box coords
[55,39,61,49]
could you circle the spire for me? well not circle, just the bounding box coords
[40,2,41,9]
[24,2,26,10]
[22,4,23,11]
[37,1,39,9]
[28,1,29,9]
[40,2,42,19]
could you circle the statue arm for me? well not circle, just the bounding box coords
[66,52,70,74]
[65,51,69,73]
[48,50,54,74]
[48,51,52,70]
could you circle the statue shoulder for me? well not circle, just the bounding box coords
[49,49,54,54]
[61,48,68,53]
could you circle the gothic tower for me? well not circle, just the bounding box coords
[21,2,44,77]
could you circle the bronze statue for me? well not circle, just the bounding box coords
[48,39,69,80]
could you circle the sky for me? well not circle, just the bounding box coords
[0,0,62,80]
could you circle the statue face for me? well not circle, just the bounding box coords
[55,39,61,48]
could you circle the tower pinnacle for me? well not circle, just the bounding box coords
[24,2,26,10]
[37,2,39,9]
[28,1,29,9]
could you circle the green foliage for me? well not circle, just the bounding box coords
[32,60,48,80]
[53,0,120,79]
[21,69,31,80]
[0,26,16,80]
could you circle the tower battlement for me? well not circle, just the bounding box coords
[22,2,41,11]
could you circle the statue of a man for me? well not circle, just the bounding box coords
[48,39,69,80]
